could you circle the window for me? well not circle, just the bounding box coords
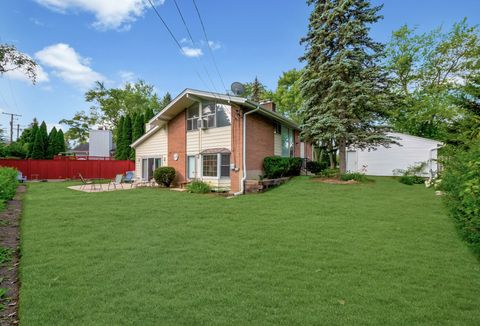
[142,157,161,180]
[274,122,281,134]
[216,104,231,127]
[187,104,199,131]
[202,103,216,128]
[220,154,230,177]
[202,154,218,177]
[281,125,294,157]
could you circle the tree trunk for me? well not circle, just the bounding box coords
[338,138,347,174]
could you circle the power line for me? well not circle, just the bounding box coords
[146,0,220,100]
[2,111,21,143]
[192,0,228,94]
[172,0,219,94]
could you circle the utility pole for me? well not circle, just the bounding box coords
[2,112,22,143]
[16,123,20,140]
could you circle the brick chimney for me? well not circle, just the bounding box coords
[260,100,276,112]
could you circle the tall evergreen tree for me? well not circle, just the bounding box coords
[144,107,154,123]
[55,129,66,154]
[160,92,172,110]
[46,127,57,158]
[122,115,133,160]
[299,0,393,173]
[132,113,145,142]
[115,116,125,160]
[27,119,39,158]
[31,121,48,159]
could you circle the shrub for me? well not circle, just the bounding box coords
[263,157,302,179]
[187,180,211,194]
[319,168,340,178]
[306,160,326,174]
[0,167,18,204]
[153,167,176,187]
[398,175,424,185]
[340,172,368,183]
[440,142,480,253]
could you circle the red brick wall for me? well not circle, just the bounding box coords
[167,111,186,185]
[245,113,274,179]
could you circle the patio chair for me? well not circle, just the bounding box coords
[78,173,93,190]
[108,174,124,190]
[123,171,135,188]
[17,171,27,183]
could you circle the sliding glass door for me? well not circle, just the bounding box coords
[141,157,161,180]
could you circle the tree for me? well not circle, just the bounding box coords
[115,116,125,160]
[385,19,480,140]
[0,44,37,83]
[31,121,48,159]
[85,80,162,129]
[55,129,66,154]
[46,127,57,159]
[144,107,154,123]
[159,92,172,111]
[299,0,393,173]
[59,111,96,145]
[132,113,145,142]
[26,119,39,158]
[272,69,304,123]
[244,77,272,102]
[122,115,133,160]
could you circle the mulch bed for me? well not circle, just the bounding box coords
[311,178,358,185]
[0,185,25,325]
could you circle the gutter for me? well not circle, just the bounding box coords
[233,103,261,196]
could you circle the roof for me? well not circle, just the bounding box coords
[388,132,443,146]
[131,88,300,148]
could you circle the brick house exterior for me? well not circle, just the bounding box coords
[131,89,314,194]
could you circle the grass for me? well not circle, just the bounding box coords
[20,177,480,325]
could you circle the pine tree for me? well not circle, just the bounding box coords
[132,113,145,142]
[299,0,393,173]
[27,119,39,158]
[31,121,48,159]
[251,77,262,102]
[144,107,154,123]
[55,129,66,154]
[46,127,57,159]
[115,116,125,160]
[160,92,172,110]
[122,115,133,160]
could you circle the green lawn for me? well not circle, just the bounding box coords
[20,177,480,325]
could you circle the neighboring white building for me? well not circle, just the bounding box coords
[346,132,443,177]
[89,130,114,157]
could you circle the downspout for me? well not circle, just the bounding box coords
[234,103,261,196]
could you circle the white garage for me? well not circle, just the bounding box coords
[346,132,443,177]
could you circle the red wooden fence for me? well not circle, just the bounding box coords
[0,159,135,180]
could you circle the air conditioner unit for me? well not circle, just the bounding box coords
[197,118,208,130]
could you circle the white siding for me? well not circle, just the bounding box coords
[186,125,232,190]
[135,126,168,178]
[89,130,113,157]
[346,132,442,176]
[274,134,282,156]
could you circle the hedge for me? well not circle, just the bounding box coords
[440,141,480,254]
[0,167,18,205]
[263,156,302,179]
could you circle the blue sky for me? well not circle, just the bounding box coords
[1,0,479,136]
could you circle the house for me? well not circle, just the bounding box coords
[68,130,115,158]
[346,132,443,177]
[131,88,314,194]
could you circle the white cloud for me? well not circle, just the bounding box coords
[208,40,221,50]
[35,43,105,88]
[34,0,165,30]
[4,63,49,84]
[181,46,203,58]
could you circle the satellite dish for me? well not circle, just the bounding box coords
[231,82,245,96]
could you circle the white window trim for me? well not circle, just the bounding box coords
[201,153,231,179]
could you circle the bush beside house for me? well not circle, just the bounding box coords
[0,167,18,209]
[263,157,303,179]
[153,167,176,187]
